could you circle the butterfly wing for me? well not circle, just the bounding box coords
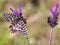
[14,19,28,37]
[9,20,28,37]
[3,13,17,22]
[9,25,17,33]
[18,20,28,37]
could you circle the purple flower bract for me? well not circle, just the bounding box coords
[10,4,22,16]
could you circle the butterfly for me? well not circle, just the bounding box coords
[3,12,28,37]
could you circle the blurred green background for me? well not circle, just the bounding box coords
[0,0,60,45]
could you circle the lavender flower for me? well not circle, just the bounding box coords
[9,5,30,45]
[48,3,59,45]
[48,3,59,28]
[3,4,30,45]
[9,4,28,36]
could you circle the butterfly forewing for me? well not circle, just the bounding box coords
[3,13,17,22]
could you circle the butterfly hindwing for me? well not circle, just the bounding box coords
[15,20,28,36]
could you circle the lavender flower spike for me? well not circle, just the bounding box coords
[50,3,59,17]
[48,3,59,28]
[48,4,59,45]
[10,4,22,16]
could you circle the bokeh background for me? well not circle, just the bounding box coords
[0,0,60,45]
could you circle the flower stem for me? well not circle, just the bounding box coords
[49,28,53,45]
[26,37,30,45]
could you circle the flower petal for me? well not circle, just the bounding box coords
[10,8,19,16]
[50,3,59,16]
[50,8,55,16]
[18,4,22,13]
[55,3,59,13]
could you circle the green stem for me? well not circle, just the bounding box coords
[49,28,53,45]
[26,37,30,45]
